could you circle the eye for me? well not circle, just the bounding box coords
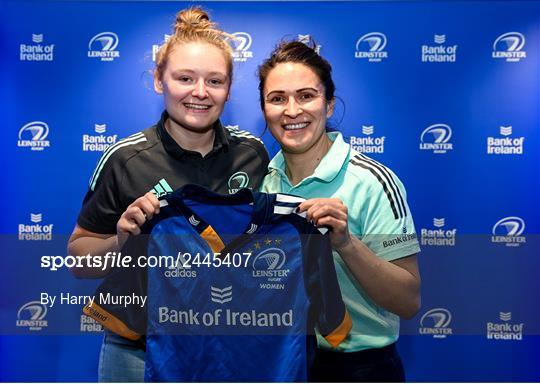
[268,95,286,104]
[298,92,316,102]
[208,78,224,86]
[177,76,192,83]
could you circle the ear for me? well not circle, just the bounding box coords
[154,74,163,94]
[326,98,335,118]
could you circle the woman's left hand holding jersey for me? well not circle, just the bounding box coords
[298,198,421,319]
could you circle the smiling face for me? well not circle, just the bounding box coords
[154,41,230,134]
[263,62,334,155]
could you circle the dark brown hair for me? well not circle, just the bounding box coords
[257,41,336,110]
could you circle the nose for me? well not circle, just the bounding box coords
[284,96,302,118]
[192,79,208,98]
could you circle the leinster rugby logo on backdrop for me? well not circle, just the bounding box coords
[492,32,526,62]
[251,244,290,290]
[355,32,388,62]
[231,32,253,62]
[419,308,452,338]
[88,32,120,62]
[16,301,48,331]
[17,121,50,151]
[228,172,249,194]
[419,124,453,154]
[491,216,526,247]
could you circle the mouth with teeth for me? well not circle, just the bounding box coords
[282,122,310,131]
[184,103,212,112]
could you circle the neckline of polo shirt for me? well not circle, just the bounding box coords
[268,132,349,187]
[156,110,229,160]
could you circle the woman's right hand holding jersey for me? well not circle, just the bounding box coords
[68,192,160,278]
[116,192,160,249]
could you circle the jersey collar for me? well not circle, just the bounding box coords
[268,132,350,187]
[165,184,269,252]
[157,110,230,160]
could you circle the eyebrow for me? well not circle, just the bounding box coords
[170,69,228,77]
[265,87,320,96]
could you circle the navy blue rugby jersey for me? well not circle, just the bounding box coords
[85,184,351,382]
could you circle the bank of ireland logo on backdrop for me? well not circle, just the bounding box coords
[88,32,120,62]
[349,125,386,154]
[152,34,172,62]
[19,213,53,241]
[17,121,50,151]
[297,34,321,54]
[487,312,524,341]
[420,218,456,246]
[491,216,526,247]
[16,301,48,331]
[421,34,458,62]
[231,32,253,62]
[82,124,118,152]
[492,32,526,62]
[419,124,453,154]
[487,125,525,155]
[228,171,249,194]
[20,34,55,61]
[80,314,103,332]
[355,32,388,62]
[419,308,453,338]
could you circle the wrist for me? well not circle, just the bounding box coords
[334,235,354,254]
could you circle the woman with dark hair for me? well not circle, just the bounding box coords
[259,41,421,382]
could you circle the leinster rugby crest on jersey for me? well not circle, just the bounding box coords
[227,171,249,194]
[250,240,290,290]
[140,185,351,382]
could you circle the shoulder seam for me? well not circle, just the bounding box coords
[116,139,163,207]
[235,140,270,163]
[225,125,264,145]
[348,154,406,220]
[89,132,149,191]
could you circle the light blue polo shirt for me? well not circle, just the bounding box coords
[261,132,420,352]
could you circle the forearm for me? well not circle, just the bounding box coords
[67,232,119,279]
[336,236,421,319]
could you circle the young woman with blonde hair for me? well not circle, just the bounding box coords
[68,7,268,381]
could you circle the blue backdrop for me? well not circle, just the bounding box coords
[1,0,539,381]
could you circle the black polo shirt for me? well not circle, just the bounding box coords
[78,111,269,234]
